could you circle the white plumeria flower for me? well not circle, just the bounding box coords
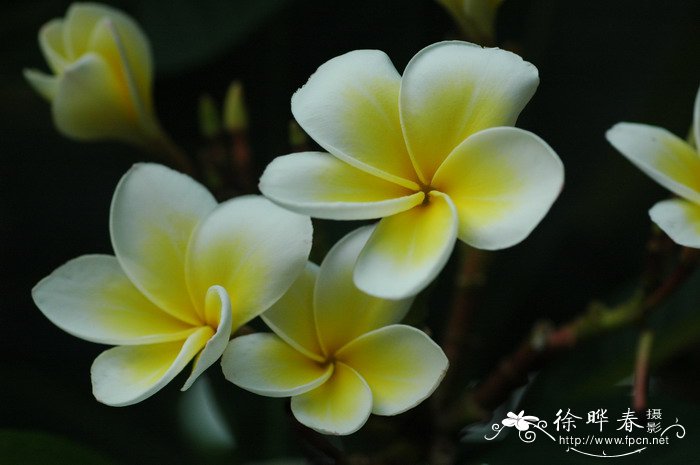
[260,41,564,299]
[607,85,700,248]
[32,163,312,406]
[502,410,539,431]
[221,226,448,435]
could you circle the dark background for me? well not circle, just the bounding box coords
[1,0,700,463]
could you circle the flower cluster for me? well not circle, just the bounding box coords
[28,3,571,436]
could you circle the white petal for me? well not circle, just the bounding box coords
[291,50,419,189]
[314,226,414,355]
[186,196,312,329]
[606,122,700,203]
[649,199,700,248]
[181,286,233,390]
[221,333,332,397]
[432,127,564,250]
[32,255,195,345]
[354,192,458,299]
[400,41,539,183]
[335,325,448,415]
[24,69,58,101]
[259,152,424,220]
[91,326,213,406]
[291,362,372,435]
[261,263,325,361]
[111,163,217,326]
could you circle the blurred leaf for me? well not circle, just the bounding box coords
[135,0,292,74]
[0,430,116,465]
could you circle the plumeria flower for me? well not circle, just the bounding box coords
[32,163,312,406]
[24,3,168,148]
[260,41,564,299]
[607,85,700,247]
[502,410,539,431]
[221,226,448,435]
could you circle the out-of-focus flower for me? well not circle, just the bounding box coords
[24,3,167,147]
[221,227,448,435]
[607,85,700,247]
[32,163,312,406]
[260,41,564,299]
[436,0,503,45]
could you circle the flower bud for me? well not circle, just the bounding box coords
[24,3,164,147]
[223,80,248,132]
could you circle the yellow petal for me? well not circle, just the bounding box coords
[259,152,424,220]
[314,227,414,355]
[292,50,420,189]
[291,362,372,435]
[91,326,213,406]
[649,199,700,248]
[186,196,312,329]
[38,19,68,74]
[607,122,700,203]
[63,3,149,69]
[182,286,233,390]
[110,163,217,326]
[261,263,325,361]
[354,192,458,299]
[432,127,563,250]
[32,254,195,345]
[221,333,332,397]
[87,16,154,122]
[52,53,144,143]
[336,325,448,415]
[400,41,539,183]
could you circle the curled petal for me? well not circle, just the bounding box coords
[432,127,564,250]
[221,333,332,397]
[181,286,233,390]
[38,19,68,74]
[606,122,700,203]
[649,199,700,248]
[291,362,372,435]
[186,196,312,329]
[314,227,414,355]
[259,152,424,220]
[32,254,195,345]
[110,163,217,326]
[335,325,448,415]
[292,50,419,188]
[502,418,517,427]
[354,192,458,299]
[400,41,539,183]
[262,263,325,361]
[91,326,213,406]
